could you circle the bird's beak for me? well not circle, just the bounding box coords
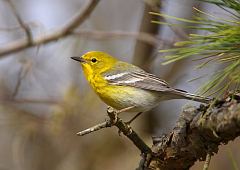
[71,56,86,63]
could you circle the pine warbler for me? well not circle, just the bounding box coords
[71,51,210,113]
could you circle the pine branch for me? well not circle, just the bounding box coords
[150,0,240,94]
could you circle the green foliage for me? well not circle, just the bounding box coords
[201,0,240,14]
[151,1,240,95]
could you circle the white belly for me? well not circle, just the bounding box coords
[99,86,163,113]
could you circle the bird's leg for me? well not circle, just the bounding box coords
[126,112,143,125]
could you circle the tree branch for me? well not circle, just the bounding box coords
[107,107,152,154]
[6,0,33,44]
[73,30,168,46]
[0,0,100,58]
[143,94,240,170]
[77,106,152,156]
[60,0,99,34]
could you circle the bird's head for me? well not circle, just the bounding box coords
[71,51,117,78]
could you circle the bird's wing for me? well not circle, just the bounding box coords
[103,69,174,92]
[101,62,211,103]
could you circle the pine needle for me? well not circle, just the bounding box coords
[151,0,240,95]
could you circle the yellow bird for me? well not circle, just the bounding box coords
[71,51,210,113]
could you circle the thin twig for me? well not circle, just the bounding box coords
[61,0,99,34]
[77,121,110,136]
[1,98,60,105]
[73,30,172,46]
[77,106,152,154]
[6,0,33,44]
[114,105,136,114]
[12,60,31,98]
[12,66,24,98]
[0,0,100,58]
[126,112,142,124]
[76,106,134,136]
[0,22,34,32]
[107,107,152,154]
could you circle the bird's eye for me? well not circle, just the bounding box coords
[91,58,97,63]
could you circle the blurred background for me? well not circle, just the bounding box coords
[0,0,239,169]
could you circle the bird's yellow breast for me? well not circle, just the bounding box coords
[81,63,162,112]
[87,73,161,112]
[87,73,120,107]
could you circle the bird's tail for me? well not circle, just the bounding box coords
[183,92,211,104]
[172,89,212,104]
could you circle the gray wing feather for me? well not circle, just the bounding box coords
[104,70,173,92]
[102,61,178,92]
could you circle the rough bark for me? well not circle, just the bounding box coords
[141,93,240,170]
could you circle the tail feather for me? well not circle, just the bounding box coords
[183,92,211,104]
[172,89,212,104]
